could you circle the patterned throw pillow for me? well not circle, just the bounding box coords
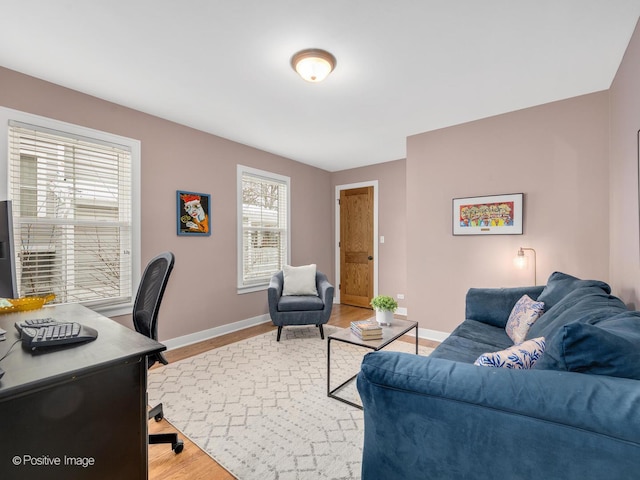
[505,295,545,344]
[474,337,546,369]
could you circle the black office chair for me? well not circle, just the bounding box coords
[133,251,184,454]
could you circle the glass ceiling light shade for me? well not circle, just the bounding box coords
[291,49,336,82]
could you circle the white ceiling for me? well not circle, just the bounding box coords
[1,1,639,172]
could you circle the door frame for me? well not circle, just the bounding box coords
[334,180,378,305]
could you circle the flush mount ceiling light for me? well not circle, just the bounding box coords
[291,48,336,83]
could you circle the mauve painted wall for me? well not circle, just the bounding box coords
[331,159,407,311]
[0,66,333,342]
[406,92,610,334]
[610,19,640,309]
[3,21,639,341]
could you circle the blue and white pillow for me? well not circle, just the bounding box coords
[474,337,546,369]
[505,295,545,344]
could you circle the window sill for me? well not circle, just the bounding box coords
[237,284,268,295]
[91,302,134,318]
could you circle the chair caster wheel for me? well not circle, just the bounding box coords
[173,441,184,454]
[154,412,164,422]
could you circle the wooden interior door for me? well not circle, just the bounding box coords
[340,186,374,308]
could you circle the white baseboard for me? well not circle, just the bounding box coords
[399,326,450,343]
[162,313,272,351]
[393,308,449,342]
[162,312,450,351]
[417,328,450,343]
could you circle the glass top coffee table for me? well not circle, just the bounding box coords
[327,318,418,409]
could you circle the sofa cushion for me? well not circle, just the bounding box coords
[505,295,545,344]
[465,286,545,328]
[534,311,640,379]
[536,271,611,310]
[430,319,513,363]
[526,285,627,341]
[282,264,318,296]
[474,337,546,369]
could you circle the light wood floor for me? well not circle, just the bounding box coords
[148,304,439,480]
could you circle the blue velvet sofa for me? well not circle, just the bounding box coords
[357,272,640,480]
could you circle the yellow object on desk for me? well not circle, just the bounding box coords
[0,293,55,313]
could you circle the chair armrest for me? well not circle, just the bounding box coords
[267,273,283,318]
[316,274,334,309]
[465,285,545,327]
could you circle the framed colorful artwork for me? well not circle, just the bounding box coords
[452,193,523,235]
[177,190,211,236]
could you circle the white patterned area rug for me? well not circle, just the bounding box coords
[147,325,432,480]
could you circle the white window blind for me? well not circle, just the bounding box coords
[238,166,290,291]
[8,121,133,309]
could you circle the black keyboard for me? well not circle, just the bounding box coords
[20,322,98,350]
[15,317,60,332]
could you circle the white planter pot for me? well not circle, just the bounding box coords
[375,309,394,326]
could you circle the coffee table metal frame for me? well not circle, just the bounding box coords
[327,318,419,409]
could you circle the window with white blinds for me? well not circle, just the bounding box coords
[7,120,135,310]
[237,165,290,292]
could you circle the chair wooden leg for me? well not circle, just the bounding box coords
[318,324,324,340]
[277,326,283,341]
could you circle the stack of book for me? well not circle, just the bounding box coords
[350,319,383,340]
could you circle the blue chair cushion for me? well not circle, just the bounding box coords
[278,295,324,312]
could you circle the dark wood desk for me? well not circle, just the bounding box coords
[0,304,165,480]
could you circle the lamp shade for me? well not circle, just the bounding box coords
[514,247,537,285]
[514,248,527,269]
[291,49,336,82]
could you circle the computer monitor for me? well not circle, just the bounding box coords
[0,200,18,299]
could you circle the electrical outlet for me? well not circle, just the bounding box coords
[397,294,405,300]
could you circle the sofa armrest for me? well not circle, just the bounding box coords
[357,351,640,480]
[465,285,545,327]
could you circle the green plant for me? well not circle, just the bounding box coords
[370,295,398,312]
